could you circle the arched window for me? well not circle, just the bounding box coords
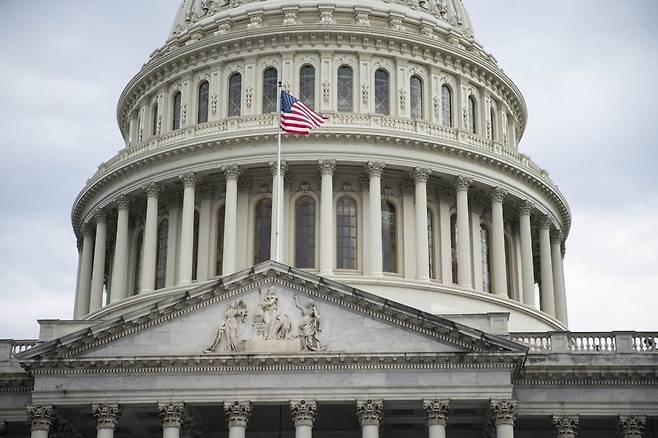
[450,214,458,283]
[134,231,144,293]
[228,73,242,117]
[295,196,316,269]
[336,196,357,269]
[374,69,390,115]
[156,220,169,290]
[299,65,316,108]
[151,101,159,135]
[489,106,496,140]
[337,65,353,112]
[198,81,210,123]
[172,91,182,130]
[427,209,434,279]
[381,200,397,273]
[481,225,492,293]
[410,75,423,120]
[468,95,477,134]
[254,198,272,264]
[192,211,200,281]
[216,205,225,276]
[262,67,278,113]
[441,85,452,127]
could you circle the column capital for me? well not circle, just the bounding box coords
[519,200,535,215]
[26,405,54,432]
[423,399,450,426]
[115,194,131,210]
[400,178,415,196]
[454,175,473,192]
[81,223,94,237]
[269,160,289,177]
[435,186,454,203]
[539,214,554,230]
[94,209,107,225]
[552,415,579,437]
[197,183,215,200]
[551,230,565,245]
[488,399,517,426]
[356,399,383,426]
[318,159,337,175]
[367,162,386,178]
[491,186,508,203]
[92,402,121,430]
[162,193,183,210]
[618,415,646,437]
[224,401,252,427]
[290,400,317,427]
[359,173,370,190]
[180,172,199,188]
[237,177,253,193]
[223,164,242,180]
[144,182,161,198]
[158,401,185,428]
[412,167,432,184]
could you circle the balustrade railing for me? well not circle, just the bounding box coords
[10,340,39,356]
[510,331,658,354]
[511,333,551,352]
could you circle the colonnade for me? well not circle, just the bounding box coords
[73,160,568,324]
[22,402,649,438]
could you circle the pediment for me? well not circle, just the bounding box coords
[17,262,526,368]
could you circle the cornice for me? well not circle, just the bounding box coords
[513,365,658,386]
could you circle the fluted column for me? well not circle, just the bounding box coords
[491,187,508,297]
[618,415,646,438]
[222,165,241,275]
[92,403,121,438]
[318,160,336,275]
[356,400,383,438]
[158,401,185,438]
[290,400,317,438]
[90,210,108,312]
[270,161,288,263]
[539,216,556,316]
[414,168,431,281]
[368,162,385,277]
[519,201,536,306]
[26,405,54,438]
[552,415,578,438]
[178,173,198,285]
[74,224,94,318]
[110,196,130,302]
[489,399,517,438]
[423,400,450,438]
[455,176,473,287]
[141,183,160,293]
[437,189,452,284]
[196,184,214,281]
[552,232,568,324]
[224,401,252,438]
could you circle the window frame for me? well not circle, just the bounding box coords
[336,65,354,113]
[227,72,242,117]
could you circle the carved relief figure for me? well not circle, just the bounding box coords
[258,287,292,340]
[294,296,325,351]
[205,300,248,353]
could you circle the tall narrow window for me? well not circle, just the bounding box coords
[151,101,159,135]
[382,200,397,273]
[295,196,316,269]
[134,231,144,293]
[228,73,242,117]
[254,198,272,264]
[216,205,225,276]
[262,67,278,113]
[441,85,452,127]
[172,91,182,130]
[192,211,200,281]
[410,75,423,119]
[427,209,434,279]
[299,65,316,108]
[468,95,477,134]
[489,106,496,140]
[337,66,353,112]
[505,234,514,299]
[450,214,458,283]
[198,80,210,123]
[375,69,390,115]
[481,225,492,293]
[336,196,357,269]
[156,220,169,290]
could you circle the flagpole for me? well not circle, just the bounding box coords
[275,81,283,263]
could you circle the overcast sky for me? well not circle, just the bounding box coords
[0,1,657,339]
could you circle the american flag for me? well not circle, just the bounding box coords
[280,90,327,135]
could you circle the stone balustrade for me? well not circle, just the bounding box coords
[511,331,658,354]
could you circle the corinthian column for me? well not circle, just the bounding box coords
[437,189,452,284]
[110,196,130,302]
[539,216,556,316]
[178,173,198,285]
[90,210,108,312]
[270,161,288,263]
[195,183,214,281]
[413,168,432,281]
[367,162,385,277]
[552,415,578,438]
[158,401,185,438]
[357,400,383,438]
[619,415,646,438]
[74,224,94,318]
[423,400,450,438]
[490,187,508,297]
[92,403,121,438]
[318,160,336,276]
[222,165,241,275]
[224,401,252,438]
[519,201,536,306]
[291,400,317,438]
[455,176,473,287]
[26,405,54,438]
[552,232,568,324]
[141,183,161,293]
[489,399,517,438]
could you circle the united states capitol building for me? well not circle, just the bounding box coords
[1,0,656,437]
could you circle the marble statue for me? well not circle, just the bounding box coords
[205,300,248,353]
[294,296,325,351]
[258,287,292,340]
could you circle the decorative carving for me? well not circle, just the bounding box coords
[247,16,262,30]
[290,400,317,426]
[359,174,370,190]
[423,399,450,426]
[197,183,215,200]
[551,231,564,245]
[237,177,252,193]
[389,17,406,31]
[180,172,199,188]
[399,88,407,110]
[205,300,248,353]
[491,187,508,203]
[322,82,330,103]
[518,200,535,215]
[618,415,646,437]
[92,403,121,429]
[294,296,325,351]
[320,9,336,24]
[488,399,517,426]
[216,23,231,35]
[269,160,289,177]
[211,94,218,113]
[282,81,292,93]
[412,167,431,184]
[552,415,579,438]
[245,87,253,107]
[367,162,386,178]
[144,182,161,198]
[225,401,252,427]
[26,405,54,431]
[421,25,436,39]
[158,401,185,428]
[0,421,6,435]
[115,194,131,210]
[356,400,383,426]
[539,214,553,230]
[299,182,311,193]
[94,209,107,225]
[344,182,355,193]
[223,164,242,180]
[182,103,188,124]
[283,10,299,25]
[355,11,371,27]
[318,159,337,175]
[361,84,369,105]
[256,287,292,340]
[454,175,473,192]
